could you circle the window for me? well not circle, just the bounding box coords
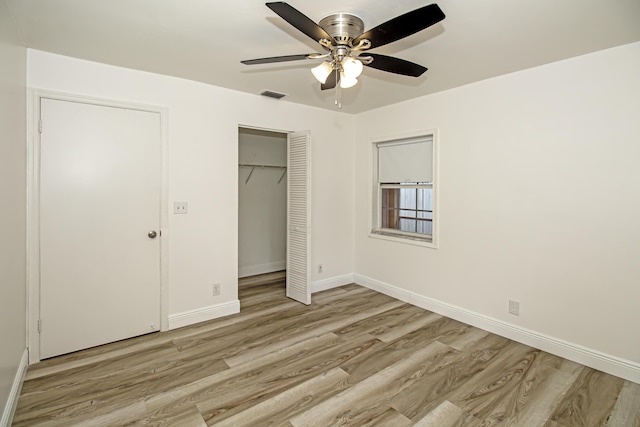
[372,133,436,246]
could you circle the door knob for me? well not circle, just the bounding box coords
[148,230,157,239]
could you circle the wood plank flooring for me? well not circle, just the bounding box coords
[14,272,640,426]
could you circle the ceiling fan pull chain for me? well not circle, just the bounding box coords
[335,69,342,109]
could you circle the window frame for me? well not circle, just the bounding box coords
[370,130,438,249]
[380,183,434,236]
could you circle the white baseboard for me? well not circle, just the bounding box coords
[1,349,28,427]
[354,274,640,384]
[168,300,240,330]
[311,274,355,294]
[238,261,286,278]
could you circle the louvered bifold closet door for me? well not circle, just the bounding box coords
[287,130,311,304]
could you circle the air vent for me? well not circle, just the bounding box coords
[261,90,286,100]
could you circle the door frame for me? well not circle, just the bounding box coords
[236,124,312,304]
[26,89,170,364]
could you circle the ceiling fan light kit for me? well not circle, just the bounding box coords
[311,61,333,84]
[242,2,445,108]
[339,73,358,89]
[342,57,363,79]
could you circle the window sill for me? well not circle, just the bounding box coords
[369,229,437,249]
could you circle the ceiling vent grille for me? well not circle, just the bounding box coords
[261,90,286,100]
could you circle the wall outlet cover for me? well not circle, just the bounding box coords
[174,201,188,214]
[509,299,520,316]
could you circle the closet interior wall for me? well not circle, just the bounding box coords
[238,128,287,278]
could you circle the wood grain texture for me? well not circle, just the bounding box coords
[413,400,481,427]
[546,368,625,426]
[13,272,640,426]
[607,381,640,427]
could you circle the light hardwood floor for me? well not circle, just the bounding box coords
[14,272,640,426]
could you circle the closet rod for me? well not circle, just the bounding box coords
[240,163,287,185]
[239,163,286,169]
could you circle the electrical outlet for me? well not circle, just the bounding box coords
[318,264,323,274]
[173,201,188,214]
[212,284,220,296]
[509,299,520,316]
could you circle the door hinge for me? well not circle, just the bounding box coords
[37,319,42,333]
[38,120,43,133]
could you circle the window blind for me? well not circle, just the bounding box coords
[377,136,433,183]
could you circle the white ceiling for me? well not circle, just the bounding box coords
[6,0,640,114]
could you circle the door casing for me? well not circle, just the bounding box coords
[236,125,312,305]
[26,89,170,364]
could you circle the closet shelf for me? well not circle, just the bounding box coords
[239,163,287,184]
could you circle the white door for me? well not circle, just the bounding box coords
[286,130,311,304]
[39,98,161,359]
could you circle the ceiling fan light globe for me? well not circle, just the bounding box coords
[311,61,333,84]
[340,73,358,88]
[342,57,363,79]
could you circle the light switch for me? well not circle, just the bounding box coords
[173,201,188,214]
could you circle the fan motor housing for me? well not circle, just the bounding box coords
[319,13,364,44]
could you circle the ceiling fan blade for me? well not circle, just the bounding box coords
[241,53,318,65]
[321,70,340,90]
[353,4,445,49]
[266,2,335,44]
[364,53,428,77]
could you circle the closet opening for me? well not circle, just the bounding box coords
[238,127,288,292]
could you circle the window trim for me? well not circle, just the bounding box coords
[369,130,439,249]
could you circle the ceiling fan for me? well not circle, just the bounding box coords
[241,2,445,105]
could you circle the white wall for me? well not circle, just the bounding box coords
[238,128,287,277]
[354,42,640,370]
[25,34,639,383]
[0,0,27,421]
[27,49,354,320]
